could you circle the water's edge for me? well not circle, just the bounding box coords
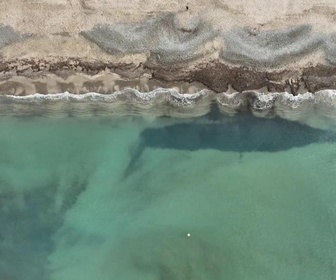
[2,89,336,128]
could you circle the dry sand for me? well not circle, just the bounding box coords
[1,0,336,63]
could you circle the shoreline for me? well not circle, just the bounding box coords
[1,1,336,116]
[2,89,336,126]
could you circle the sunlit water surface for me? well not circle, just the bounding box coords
[0,115,335,280]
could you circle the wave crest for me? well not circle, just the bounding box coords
[2,89,336,124]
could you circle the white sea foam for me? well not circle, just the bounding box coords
[0,88,212,118]
[3,88,210,104]
[2,89,336,124]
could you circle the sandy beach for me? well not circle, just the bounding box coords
[1,0,336,119]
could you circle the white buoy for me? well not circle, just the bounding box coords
[187,233,191,237]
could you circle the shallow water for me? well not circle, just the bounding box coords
[0,115,335,280]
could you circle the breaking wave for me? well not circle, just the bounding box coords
[2,88,336,125]
[0,88,212,118]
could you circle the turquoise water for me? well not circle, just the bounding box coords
[0,115,335,280]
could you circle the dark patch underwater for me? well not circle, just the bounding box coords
[124,115,336,178]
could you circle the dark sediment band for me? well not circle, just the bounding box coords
[2,59,336,94]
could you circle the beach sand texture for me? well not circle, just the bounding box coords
[1,1,336,120]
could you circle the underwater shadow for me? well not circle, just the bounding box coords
[124,116,336,177]
[142,116,336,152]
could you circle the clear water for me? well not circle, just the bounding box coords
[0,115,335,280]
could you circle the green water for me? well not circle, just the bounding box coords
[0,116,335,280]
